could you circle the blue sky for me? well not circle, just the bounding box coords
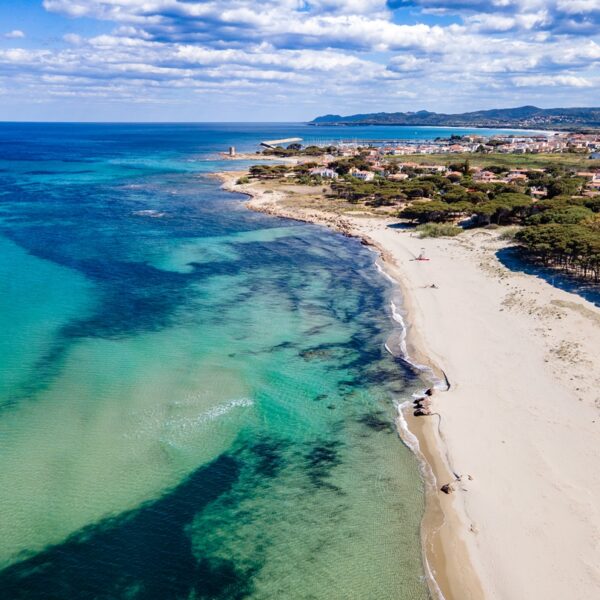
[0,0,598,121]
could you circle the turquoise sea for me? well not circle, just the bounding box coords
[0,123,516,599]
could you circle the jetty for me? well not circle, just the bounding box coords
[260,137,303,149]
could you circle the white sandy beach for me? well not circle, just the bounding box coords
[352,218,600,600]
[221,172,600,600]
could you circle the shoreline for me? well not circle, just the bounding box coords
[217,169,600,600]
[217,152,303,162]
[217,170,483,599]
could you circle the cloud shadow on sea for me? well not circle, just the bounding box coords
[0,453,257,600]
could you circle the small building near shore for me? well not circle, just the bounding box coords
[473,170,497,182]
[530,186,547,199]
[414,164,447,174]
[351,169,375,181]
[577,171,596,180]
[506,172,529,183]
[309,167,338,179]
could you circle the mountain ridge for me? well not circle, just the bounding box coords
[310,106,600,130]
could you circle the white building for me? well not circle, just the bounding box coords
[309,167,338,179]
[351,169,375,181]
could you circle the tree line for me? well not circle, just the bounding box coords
[245,158,599,282]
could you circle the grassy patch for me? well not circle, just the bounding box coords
[498,226,520,241]
[416,223,463,238]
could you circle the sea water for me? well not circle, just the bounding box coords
[0,123,498,599]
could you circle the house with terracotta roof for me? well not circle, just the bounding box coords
[351,169,375,181]
[473,170,498,182]
[506,171,529,183]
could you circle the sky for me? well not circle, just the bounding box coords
[0,0,598,121]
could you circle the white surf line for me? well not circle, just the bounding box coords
[396,400,447,600]
[375,255,449,600]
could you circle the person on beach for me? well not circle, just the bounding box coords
[413,397,432,412]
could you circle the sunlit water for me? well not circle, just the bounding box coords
[0,123,506,599]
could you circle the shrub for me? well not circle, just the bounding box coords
[416,223,462,238]
[236,176,250,185]
[499,226,519,240]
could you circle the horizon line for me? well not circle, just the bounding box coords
[0,120,308,125]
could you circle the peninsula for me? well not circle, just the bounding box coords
[310,105,600,131]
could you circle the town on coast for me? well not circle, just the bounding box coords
[219,132,600,600]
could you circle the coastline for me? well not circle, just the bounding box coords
[218,170,485,599]
[217,170,600,600]
[307,123,558,135]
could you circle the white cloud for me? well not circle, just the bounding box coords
[387,54,432,73]
[4,30,25,39]
[512,74,595,87]
[556,0,600,14]
[0,0,591,115]
[63,33,83,45]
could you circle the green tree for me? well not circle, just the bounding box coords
[399,201,460,223]
[546,176,585,198]
[527,206,593,225]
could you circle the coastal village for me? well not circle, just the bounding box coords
[339,131,600,157]
[244,132,600,202]
[255,130,600,157]
[306,160,600,200]
[302,156,600,200]
[244,130,600,197]
[226,131,600,284]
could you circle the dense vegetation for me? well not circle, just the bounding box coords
[245,155,600,282]
[261,144,338,157]
[515,220,599,281]
[391,168,598,281]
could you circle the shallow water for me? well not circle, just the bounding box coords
[0,123,485,599]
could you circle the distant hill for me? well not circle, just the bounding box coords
[310,106,600,130]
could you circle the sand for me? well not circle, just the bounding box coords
[219,172,600,600]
